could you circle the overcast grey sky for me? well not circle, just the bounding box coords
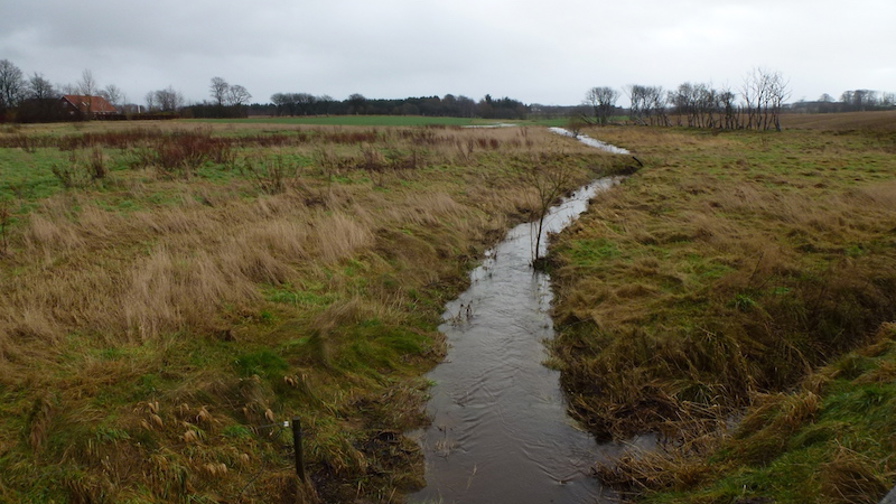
[2,0,894,106]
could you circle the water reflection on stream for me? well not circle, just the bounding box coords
[408,178,623,504]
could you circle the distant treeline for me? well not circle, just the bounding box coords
[3,57,895,124]
[255,93,529,120]
[182,103,250,119]
[582,70,896,132]
[790,89,896,114]
[581,70,792,131]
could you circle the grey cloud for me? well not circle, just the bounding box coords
[1,0,893,106]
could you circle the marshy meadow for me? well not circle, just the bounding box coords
[1,114,895,503]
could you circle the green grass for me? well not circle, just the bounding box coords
[190,115,487,127]
[0,148,70,201]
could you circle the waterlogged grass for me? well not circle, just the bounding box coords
[550,125,896,500]
[0,120,631,503]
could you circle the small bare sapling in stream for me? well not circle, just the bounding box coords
[526,160,574,269]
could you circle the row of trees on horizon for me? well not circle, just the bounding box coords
[1,58,894,124]
[584,69,896,131]
[0,58,528,121]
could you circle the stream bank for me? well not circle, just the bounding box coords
[407,178,622,504]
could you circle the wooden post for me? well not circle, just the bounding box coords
[291,417,306,482]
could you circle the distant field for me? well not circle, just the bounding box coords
[194,115,487,127]
[188,115,570,127]
[781,110,896,131]
[247,115,480,126]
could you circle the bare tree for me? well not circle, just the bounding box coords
[719,85,738,129]
[626,85,647,125]
[526,159,574,267]
[647,86,669,126]
[76,69,100,119]
[626,85,664,125]
[60,82,79,95]
[101,84,124,110]
[696,84,719,128]
[0,59,25,110]
[27,73,56,100]
[766,70,790,131]
[670,82,730,128]
[742,68,789,131]
[78,69,98,96]
[628,85,667,126]
[151,86,183,112]
[210,76,229,106]
[584,86,619,125]
[227,84,251,106]
[145,91,157,112]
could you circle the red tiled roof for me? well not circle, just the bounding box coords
[61,95,118,114]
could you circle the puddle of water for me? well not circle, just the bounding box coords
[462,122,519,128]
[408,178,623,504]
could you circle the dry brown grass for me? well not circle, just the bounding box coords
[820,447,891,504]
[781,110,896,132]
[551,125,896,475]
[0,121,629,503]
[550,124,896,503]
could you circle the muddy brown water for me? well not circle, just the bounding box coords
[408,176,643,504]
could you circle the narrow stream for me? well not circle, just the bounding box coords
[408,176,624,504]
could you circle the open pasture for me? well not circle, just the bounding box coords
[550,123,896,503]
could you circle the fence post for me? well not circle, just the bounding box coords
[291,417,306,482]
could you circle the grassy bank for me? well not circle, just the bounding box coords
[0,120,629,503]
[549,125,896,502]
[613,323,896,504]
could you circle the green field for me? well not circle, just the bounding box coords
[187,114,571,127]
